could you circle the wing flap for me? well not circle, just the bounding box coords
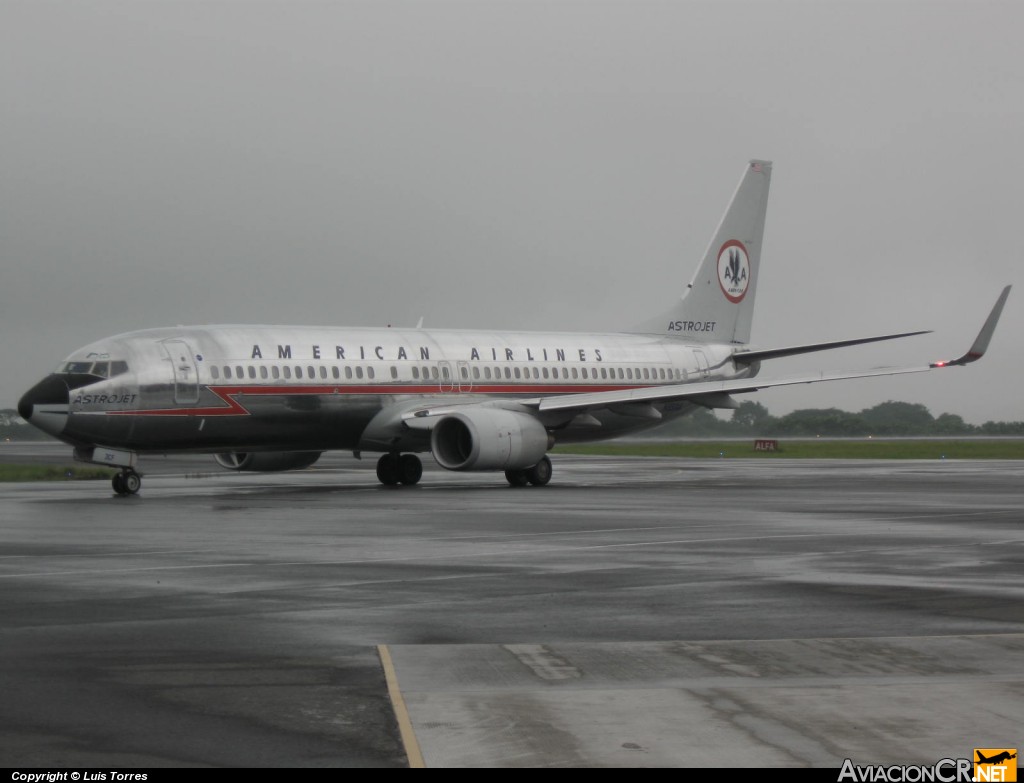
[533,365,933,414]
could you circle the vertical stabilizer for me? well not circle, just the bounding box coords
[638,160,771,344]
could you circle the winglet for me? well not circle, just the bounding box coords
[931,285,1011,367]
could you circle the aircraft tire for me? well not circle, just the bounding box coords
[505,469,530,487]
[123,470,141,494]
[398,454,423,485]
[376,454,400,486]
[112,473,127,496]
[526,456,552,486]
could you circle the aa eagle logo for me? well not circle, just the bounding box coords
[717,240,750,303]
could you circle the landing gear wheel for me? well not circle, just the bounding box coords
[123,470,142,494]
[376,454,400,486]
[112,469,141,496]
[505,469,530,487]
[526,456,552,486]
[398,454,423,485]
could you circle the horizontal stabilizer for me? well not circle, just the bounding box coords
[734,331,931,364]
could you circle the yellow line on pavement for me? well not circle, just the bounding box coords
[378,644,426,768]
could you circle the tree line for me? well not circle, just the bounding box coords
[657,400,1024,437]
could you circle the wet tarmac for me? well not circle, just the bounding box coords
[1,444,1021,767]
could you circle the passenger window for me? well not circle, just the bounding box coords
[504,367,511,379]
[248,366,256,379]
[345,366,353,379]
[332,366,340,379]
[442,366,450,380]
[412,366,419,380]
[211,366,220,380]
[367,367,375,379]
[532,367,539,379]
[307,366,315,377]
[460,366,468,379]
[571,368,578,379]
[431,366,439,380]
[581,368,588,379]
[514,367,521,379]
[295,366,303,379]
[272,366,280,379]
[283,366,292,379]
[236,366,244,378]
[356,366,364,379]
[320,366,327,379]
[542,367,549,379]
[472,367,480,379]
[626,368,632,379]
[224,366,232,379]
[618,368,625,379]
[390,366,398,379]
[642,368,649,380]
[260,366,268,379]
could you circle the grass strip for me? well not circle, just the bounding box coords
[0,464,117,482]
[554,440,1024,459]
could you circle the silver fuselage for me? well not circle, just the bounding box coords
[24,325,752,455]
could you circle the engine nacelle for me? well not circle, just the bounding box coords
[214,451,322,472]
[431,408,550,471]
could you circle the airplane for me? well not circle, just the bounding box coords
[17,160,1011,496]
[977,752,1016,765]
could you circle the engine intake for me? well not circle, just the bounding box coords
[214,451,322,472]
[431,409,550,471]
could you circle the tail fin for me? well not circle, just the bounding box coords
[637,160,772,344]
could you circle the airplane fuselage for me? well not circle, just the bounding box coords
[30,325,751,455]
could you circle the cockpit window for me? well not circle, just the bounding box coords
[59,360,129,378]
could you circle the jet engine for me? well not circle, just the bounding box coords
[214,451,322,472]
[430,408,550,471]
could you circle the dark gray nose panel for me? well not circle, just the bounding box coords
[18,374,70,420]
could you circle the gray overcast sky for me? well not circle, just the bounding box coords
[2,0,1021,423]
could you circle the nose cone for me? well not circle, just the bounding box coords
[18,375,70,437]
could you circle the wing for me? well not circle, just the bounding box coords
[402,286,1010,426]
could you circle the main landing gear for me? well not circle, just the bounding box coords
[374,453,555,488]
[112,468,142,496]
[505,455,552,488]
[376,453,423,486]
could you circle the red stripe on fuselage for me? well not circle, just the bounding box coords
[106,383,651,417]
